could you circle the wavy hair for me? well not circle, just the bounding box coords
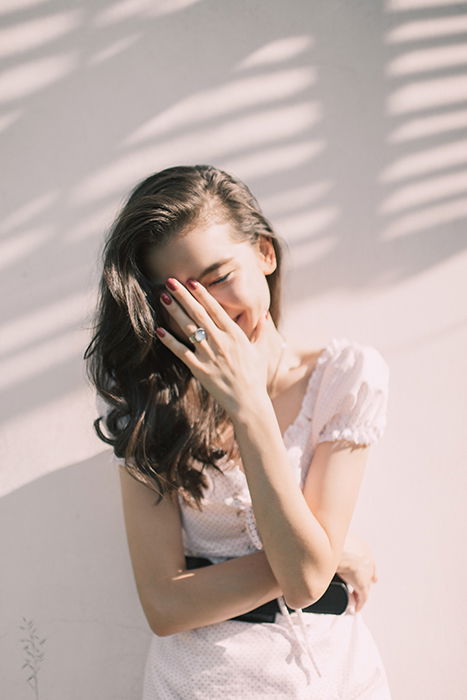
[84,164,288,508]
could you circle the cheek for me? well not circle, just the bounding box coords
[214,285,247,307]
[219,275,265,308]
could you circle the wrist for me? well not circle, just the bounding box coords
[229,391,274,429]
[336,550,354,576]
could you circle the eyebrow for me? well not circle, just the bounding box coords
[150,257,234,288]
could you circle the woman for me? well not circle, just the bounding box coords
[85,164,392,698]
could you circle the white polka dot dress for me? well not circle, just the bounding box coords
[97,337,393,699]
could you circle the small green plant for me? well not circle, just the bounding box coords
[19,617,46,700]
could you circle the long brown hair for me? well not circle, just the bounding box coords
[84,164,288,508]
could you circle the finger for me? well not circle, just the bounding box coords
[160,288,218,345]
[361,586,370,609]
[355,589,368,612]
[155,326,203,372]
[165,277,220,327]
[183,278,241,333]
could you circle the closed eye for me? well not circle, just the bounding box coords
[210,272,232,286]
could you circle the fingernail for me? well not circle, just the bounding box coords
[161,292,172,305]
[187,279,198,290]
[156,327,166,337]
[166,278,178,291]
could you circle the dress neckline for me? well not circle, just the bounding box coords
[280,342,330,443]
[225,337,338,476]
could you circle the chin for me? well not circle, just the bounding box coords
[234,310,262,339]
[234,312,250,337]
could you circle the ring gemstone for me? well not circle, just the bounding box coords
[193,328,206,342]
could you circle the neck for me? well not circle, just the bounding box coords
[268,336,287,396]
[258,312,300,396]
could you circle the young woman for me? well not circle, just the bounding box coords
[85,164,392,699]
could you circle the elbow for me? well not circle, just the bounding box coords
[149,611,168,637]
[281,536,338,610]
[138,581,183,637]
[284,564,335,610]
[151,619,172,637]
[149,606,180,637]
[152,614,189,638]
[148,600,181,637]
[283,579,317,610]
[284,590,315,610]
[143,596,176,638]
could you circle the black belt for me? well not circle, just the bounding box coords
[185,555,349,622]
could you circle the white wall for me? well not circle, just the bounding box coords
[1,0,466,697]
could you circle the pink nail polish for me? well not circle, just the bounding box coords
[161,292,172,305]
[166,278,177,291]
[156,327,166,337]
[187,279,198,290]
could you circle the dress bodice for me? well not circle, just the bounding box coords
[174,336,390,562]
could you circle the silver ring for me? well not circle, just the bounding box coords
[188,327,207,344]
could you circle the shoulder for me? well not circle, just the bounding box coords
[309,337,390,447]
[317,336,389,385]
[291,342,329,378]
[294,336,389,386]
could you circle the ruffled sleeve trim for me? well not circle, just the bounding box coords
[242,337,390,547]
[309,337,390,449]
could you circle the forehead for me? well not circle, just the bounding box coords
[145,221,253,285]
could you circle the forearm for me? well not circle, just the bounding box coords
[152,550,282,636]
[231,395,333,609]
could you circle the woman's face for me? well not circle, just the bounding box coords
[145,220,276,341]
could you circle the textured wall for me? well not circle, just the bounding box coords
[1,0,466,698]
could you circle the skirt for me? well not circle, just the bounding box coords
[141,606,392,699]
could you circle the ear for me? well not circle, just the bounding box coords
[255,235,277,275]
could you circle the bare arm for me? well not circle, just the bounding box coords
[118,465,282,637]
[118,455,369,636]
[155,551,282,636]
[231,397,370,610]
[149,277,371,613]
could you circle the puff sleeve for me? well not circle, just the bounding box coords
[311,338,390,449]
